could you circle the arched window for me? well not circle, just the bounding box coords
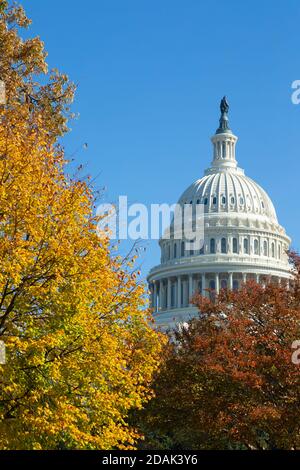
[221,279,227,290]
[212,196,217,205]
[230,196,235,205]
[174,243,177,259]
[233,280,239,290]
[221,237,227,254]
[244,238,249,254]
[181,241,185,257]
[168,244,171,260]
[278,244,281,259]
[221,196,226,205]
[204,197,208,205]
[210,238,216,254]
[232,238,238,253]
[264,240,268,256]
[271,242,275,258]
[254,239,259,255]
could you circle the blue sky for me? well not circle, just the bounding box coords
[22,0,300,281]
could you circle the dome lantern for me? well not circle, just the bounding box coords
[209,96,239,172]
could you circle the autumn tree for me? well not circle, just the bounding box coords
[0,1,163,449]
[136,255,300,450]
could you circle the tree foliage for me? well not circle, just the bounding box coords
[0,1,163,449]
[137,256,300,450]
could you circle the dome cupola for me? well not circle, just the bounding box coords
[209,96,238,171]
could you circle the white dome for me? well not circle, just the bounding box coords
[148,98,292,330]
[178,168,277,223]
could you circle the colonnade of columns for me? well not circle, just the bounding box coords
[150,272,289,313]
[213,136,236,161]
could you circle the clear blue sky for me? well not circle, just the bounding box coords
[22,0,300,281]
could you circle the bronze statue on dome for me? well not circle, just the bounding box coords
[220,96,229,115]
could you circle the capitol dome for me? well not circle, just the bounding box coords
[148,97,292,329]
[178,171,278,223]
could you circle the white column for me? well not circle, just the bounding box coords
[177,276,181,308]
[149,283,154,309]
[201,273,206,297]
[167,278,171,310]
[188,274,193,306]
[215,273,220,294]
[213,142,217,159]
[229,272,233,290]
[153,282,157,312]
[159,280,163,310]
[181,280,185,307]
[242,273,247,284]
[256,274,260,283]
